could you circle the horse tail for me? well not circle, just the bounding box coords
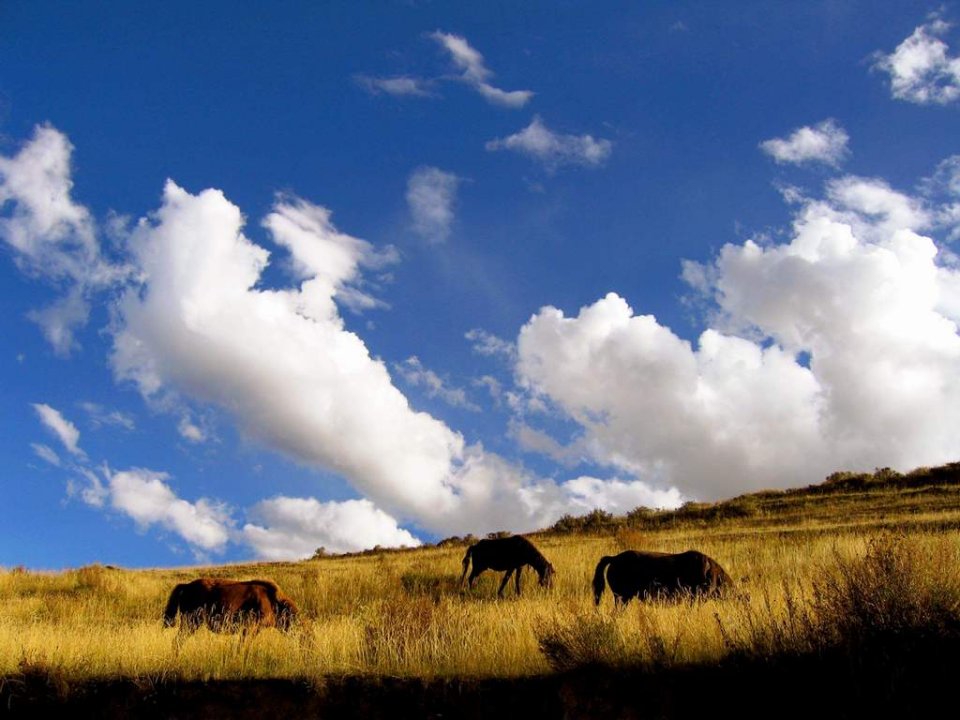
[460,545,474,587]
[163,583,186,627]
[593,556,614,606]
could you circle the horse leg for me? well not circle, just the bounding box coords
[497,570,513,598]
[515,567,522,596]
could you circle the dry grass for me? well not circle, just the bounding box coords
[3,478,960,682]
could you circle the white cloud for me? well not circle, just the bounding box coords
[26,288,90,356]
[406,167,460,243]
[486,116,612,170]
[110,181,468,525]
[355,74,433,97]
[559,476,684,515]
[873,17,960,105]
[0,125,130,351]
[0,124,99,282]
[80,402,135,431]
[106,178,677,536]
[394,356,479,411]
[31,443,61,467]
[760,119,850,167]
[431,31,533,108]
[177,415,206,443]
[107,468,233,552]
[242,496,420,559]
[70,466,109,507]
[516,175,960,501]
[2,126,709,548]
[32,403,84,457]
[465,328,517,361]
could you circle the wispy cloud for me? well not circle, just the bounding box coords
[32,403,84,457]
[873,15,960,105]
[354,74,434,97]
[486,116,612,170]
[760,119,850,167]
[430,31,533,108]
[465,328,517,361]
[406,166,460,243]
[80,402,135,431]
[394,356,480,411]
[0,125,131,353]
[177,414,207,443]
[31,443,61,467]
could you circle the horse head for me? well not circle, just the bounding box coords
[540,562,556,589]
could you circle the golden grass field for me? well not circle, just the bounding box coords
[3,465,960,685]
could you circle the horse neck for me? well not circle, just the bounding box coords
[527,549,549,578]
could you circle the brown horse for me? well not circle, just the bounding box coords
[593,550,731,607]
[461,535,555,597]
[163,578,298,632]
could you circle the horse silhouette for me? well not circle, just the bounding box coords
[460,535,555,597]
[593,550,731,607]
[163,578,298,632]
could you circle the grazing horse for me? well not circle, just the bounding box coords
[461,535,555,597]
[163,578,298,632]
[593,550,731,607]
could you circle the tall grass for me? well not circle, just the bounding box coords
[3,479,960,683]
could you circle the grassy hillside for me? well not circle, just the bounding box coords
[3,462,960,715]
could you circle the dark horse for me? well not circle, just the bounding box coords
[163,578,298,632]
[593,550,731,607]
[461,535,555,597]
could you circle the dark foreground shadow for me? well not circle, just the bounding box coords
[3,645,959,720]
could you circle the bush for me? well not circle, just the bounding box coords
[536,614,626,672]
[811,534,960,658]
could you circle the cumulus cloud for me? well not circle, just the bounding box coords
[243,496,420,559]
[110,181,468,525]
[105,178,676,536]
[486,116,612,170]
[355,74,433,97]
[431,31,533,107]
[107,468,233,552]
[32,403,84,457]
[394,356,479,411]
[560,476,684,515]
[517,176,960,500]
[0,125,99,281]
[873,16,960,104]
[760,119,850,167]
[5,126,722,553]
[406,167,460,243]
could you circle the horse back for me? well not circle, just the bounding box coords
[470,535,543,571]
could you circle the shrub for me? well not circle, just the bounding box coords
[536,614,626,672]
[811,534,960,658]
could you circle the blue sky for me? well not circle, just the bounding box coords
[4,2,960,569]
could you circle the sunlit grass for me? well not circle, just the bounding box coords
[3,477,960,681]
